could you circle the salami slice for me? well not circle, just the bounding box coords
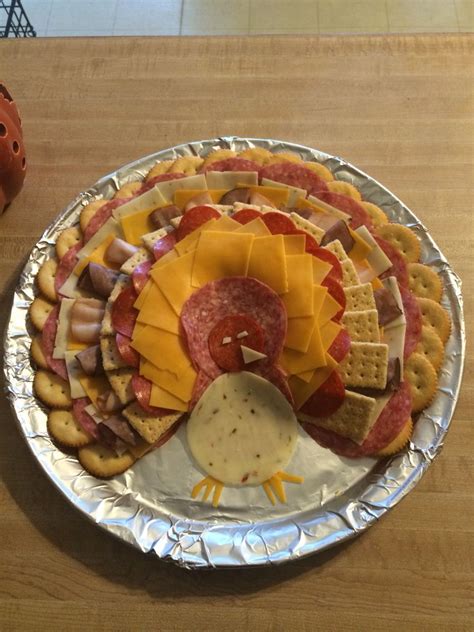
[54,242,83,297]
[261,212,297,235]
[116,333,140,368]
[300,371,345,418]
[328,329,351,363]
[318,191,373,230]
[83,198,128,243]
[110,285,138,337]
[232,208,262,224]
[181,277,287,379]
[375,235,409,288]
[321,276,346,321]
[302,381,412,457]
[131,260,152,294]
[208,314,265,372]
[72,397,100,441]
[259,163,328,197]
[188,370,215,411]
[153,231,177,261]
[292,229,318,253]
[399,285,422,358]
[310,246,343,283]
[131,374,171,415]
[176,205,221,241]
[138,172,186,194]
[41,304,68,380]
[153,418,182,449]
[201,157,260,173]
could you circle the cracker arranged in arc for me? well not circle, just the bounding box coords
[202,149,236,167]
[344,283,376,312]
[37,258,58,303]
[47,409,92,448]
[361,202,388,228]
[100,336,127,371]
[415,325,444,372]
[107,368,135,405]
[327,180,362,201]
[30,334,49,369]
[342,309,380,343]
[170,156,204,175]
[377,418,413,456]
[123,402,181,444]
[56,226,82,260]
[338,342,389,390]
[29,296,55,332]
[341,258,359,287]
[146,159,174,180]
[303,161,333,181]
[78,443,135,478]
[238,147,273,165]
[114,181,142,199]
[325,239,347,262]
[34,370,72,409]
[408,262,443,302]
[404,353,438,413]
[80,199,107,232]
[417,297,451,343]
[377,224,421,263]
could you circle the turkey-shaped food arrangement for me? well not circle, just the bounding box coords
[29,147,450,507]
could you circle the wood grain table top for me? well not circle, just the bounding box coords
[0,34,472,631]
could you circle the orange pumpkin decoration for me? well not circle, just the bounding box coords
[0,84,26,214]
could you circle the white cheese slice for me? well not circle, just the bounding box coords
[206,171,258,189]
[113,187,167,220]
[236,330,249,339]
[241,345,267,364]
[64,350,87,398]
[52,298,75,359]
[355,225,392,275]
[155,174,207,201]
[290,213,324,243]
[58,271,92,299]
[84,403,104,424]
[307,195,351,222]
[187,372,298,486]
[382,276,406,329]
[76,218,122,260]
[261,177,306,206]
[233,202,261,212]
[383,324,406,374]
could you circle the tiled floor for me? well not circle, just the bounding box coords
[18,0,474,37]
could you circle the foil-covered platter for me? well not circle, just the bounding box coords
[3,137,465,568]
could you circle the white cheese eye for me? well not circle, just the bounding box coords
[187,372,297,486]
[221,336,232,345]
[236,330,249,340]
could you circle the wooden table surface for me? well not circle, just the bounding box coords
[0,34,472,631]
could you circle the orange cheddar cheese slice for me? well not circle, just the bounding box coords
[247,234,288,294]
[150,250,196,315]
[150,384,189,412]
[74,234,119,275]
[191,231,254,288]
[282,254,314,318]
[290,354,338,409]
[283,233,306,255]
[140,360,197,403]
[131,325,191,375]
[135,282,180,334]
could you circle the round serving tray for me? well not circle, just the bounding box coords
[3,137,465,569]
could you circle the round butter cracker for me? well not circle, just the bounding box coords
[169,155,204,175]
[202,149,237,168]
[31,335,49,369]
[408,262,443,302]
[29,296,55,332]
[266,151,302,165]
[114,181,142,199]
[37,258,58,303]
[56,226,82,260]
[303,162,334,181]
[377,224,421,263]
[415,325,444,372]
[48,409,92,448]
[146,160,174,180]
[377,418,413,456]
[417,297,451,344]
[327,180,362,201]
[238,147,273,165]
[78,443,135,478]
[80,199,107,232]
[404,353,438,413]
[361,202,388,228]
[34,370,72,409]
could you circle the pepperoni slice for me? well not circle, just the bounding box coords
[55,242,83,297]
[318,191,373,231]
[131,260,152,294]
[232,208,262,224]
[201,157,260,173]
[292,229,319,253]
[328,328,351,363]
[116,333,140,368]
[321,276,346,321]
[208,314,265,372]
[72,397,99,441]
[41,305,68,380]
[375,234,409,288]
[302,381,412,457]
[300,371,345,418]
[261,211,297,235]
[176,205,221,241]
[399,285,422,358]
[259,163,328,197]
[310,246,343,283]
[138,172,186,194]
[153,231,177,261]
[111,285,138,337]
[83,198,129,243]
[131,374,172,415]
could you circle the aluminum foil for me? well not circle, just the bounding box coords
[3,137,465,569]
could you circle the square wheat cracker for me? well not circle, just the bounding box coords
[339,342,389,390]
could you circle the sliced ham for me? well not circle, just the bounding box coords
[374,288,402,326]
[220,188,251,205]
[70,298,106,344]
[105,238,138,266]
[320,219,355,253]
[78,262,119,299]
[96,389,123,413]
[149,205,182,229]
[100,415,137,446]
[70,321,102,344]
[76,345,104,376]
[185,191,214,211]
